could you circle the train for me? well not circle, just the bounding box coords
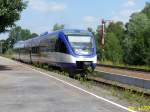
[13,29,97,76]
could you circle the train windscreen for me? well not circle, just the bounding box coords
[67,35,93,55]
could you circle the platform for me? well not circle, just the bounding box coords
[0,56,131,112]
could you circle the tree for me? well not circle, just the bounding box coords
[87,27,95,35]
[52,23,64,31]
[142,2,150,19]
[143,25,150,65]
[5,26,35,49]
[29,33,38,38]
[124,12,150,65]
[94,2,150,66]
[96,22,124,63]
[104,32,123,64]
[106,22,124,42]
[8,26,31,47]
[0,0,27,33]
[95,25,102,60]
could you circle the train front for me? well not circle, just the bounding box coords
[65,30,97,72]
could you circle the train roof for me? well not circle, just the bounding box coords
[13,29,93,49]
[56,29,92,36]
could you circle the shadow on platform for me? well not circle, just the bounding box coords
[0,65,12,71]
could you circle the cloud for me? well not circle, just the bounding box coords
[120,9,134,17]
[82,16,98,29]
[29,0,67,12]
[124,0,136,7]
[111,0,140,23]
[83,16,97,23]
[112,8,140,23]
[112,9,134,21]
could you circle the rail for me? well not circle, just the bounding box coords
[97,63,150,73]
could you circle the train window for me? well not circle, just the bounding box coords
[39,34,58,52]
[48,35,57,52]
[55,39,60,52]
[40,47,49,52]
[55,39,67,53]
[32,47,39,53]
[60,40,67,53]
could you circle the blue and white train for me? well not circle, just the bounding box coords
[13,29,97,74]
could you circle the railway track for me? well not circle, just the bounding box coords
[97,63,150,73]
[87,74,150,96]
[95,64,150,94]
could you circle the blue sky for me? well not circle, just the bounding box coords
[0,0,149,40]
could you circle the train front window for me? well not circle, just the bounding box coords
[67,35,93,55]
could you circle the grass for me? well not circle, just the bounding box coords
[110,86,150,107]
[98,60,150,71]
[1,54,13,59]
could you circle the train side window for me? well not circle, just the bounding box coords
[39,34,58,52]
[55,39,60,52]
[55,39,67,53]
[40,46,49,52]
[32,47,39,53]
[60,40,67,53]
[49,35,57,52]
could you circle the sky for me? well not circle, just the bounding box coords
[0,0,150,40]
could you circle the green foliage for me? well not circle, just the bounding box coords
[124,12,150,65]
[142,2,150,19]
[107,22,124,41]
[87,27,95,35]
[4,48,14,58]
[94,22,124,63]
[3,26,38,52]
[105,22,124,64]
[93,25,102,60]
[29,33,38,38]
[0,0,27,33]
[6,26,31,48]
[104,32,123,64]
[52,23,65,31]
[95,2,150,66]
